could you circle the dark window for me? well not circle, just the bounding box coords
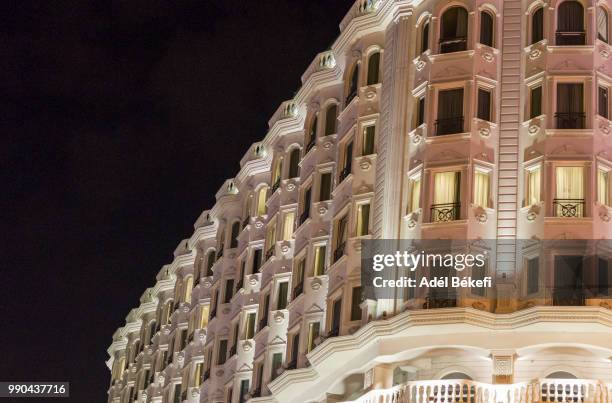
[530,86,542,119]
[239,380,250,403]
[366,52,380,85]
[350,286,362,321]
[599,87,609,119]
[421,21,430,53]
[331,298,342,335]
[277,282,289,310]
[531,8,544,44]
[245,312,256,339]
[416,96,425,127]
[319,173,332,201]
[217,340,228,365]
[557,1,585,45]
[291,333,300,362]
[527,257,539,294]
[271,353,283,381]
[556,83,584,129]
[230,221,240,248]
[440,7,468,53]
[477,89,492,121]
[252,249,262,272]
[223,279,234,304]
[324,104,338,136]
[205,250,216,276]
[363,125,376,155]
[288,148,300,178]
[436,88,464,135]
[599,258,609,296]
[480,11,494,47]
[172,384,181,403]
[346,63,359,104]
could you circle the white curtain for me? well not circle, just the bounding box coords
[282,212,295,241]
[599,169,609,205]
[434,171,460,204]
[526,167,541,206]
[410,178,421,212]
[256,187,267,216]
[556,166,584,216]
[473,171,490,208]
[599,7,609,43]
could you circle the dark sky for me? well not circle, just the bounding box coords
[1,1,354,401]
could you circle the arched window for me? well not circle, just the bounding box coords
[547,371,577,379]
[557,1,585,45]
[366,52,381,85]
[272,157,283,191]
[243,195,252,219]
[230,221,240,249]
[598,7,609,43]
[440,7,468,53]
[480,11,494,47]
[324,104,338,136]
[441,372,473,380]
[256,186,268,216]
[346,62,359,104]
[531,7,544,44]
[205,250,216,276]
[288,148,300,178]
[306,114,318,152]
[421,20,430,53]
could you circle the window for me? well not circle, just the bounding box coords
[416,96,425,127]
[556,83,584,129]
[272,157,283,191]
[239,379,250,403]
[432,171,461,222]
[324,104,338,136]
[172,384,182,403]
[557,1,585,45]
[307,322,320,352]
[525,166,541,206]
[330,298,342,335]
[350,286,362,321]
[339,140,353,182]
[420,21,430,54]
[277,282,289,310]
[290,333,300,363]
[260,294,270,328]
[555,166,585,217]
[598,258,609,296]
[197,305,209,329]
[182,276,194,303]
[271,353,283,381]
[408,176,421,213]
[480,11,494,47]
[366,52,380,85]
[230,221,240,249]
[288,148,300,178]
[440,7,468,53]
[281,211,295,241]
[265,222,276,258]
[319,172,332,201]
[530,86,542,119]
[245,312,256,339]
[217,339,228,365]
[527,257,539,294]
[346,63,359,104]
[293,258,305,298]
[531,7,544,44]
[599,7,609,43]
[192,363,203,387]
[252,248,262,272]
[356,203,370,236]
[204,250,215,277]
[299,186,312,225]
[162,299,173,325]
[313,245,326,276]
[599,168,609,206]
[334,214,348,262]
[473,170,491,208]
[436,88,464,135]
[599,86,609,119]
[477,88,492,121]
[306,114,318,151]
[223,279,234,304]
[362,125,375,155]
[256,186,268,216]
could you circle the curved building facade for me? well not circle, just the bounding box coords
[107,0,612,402]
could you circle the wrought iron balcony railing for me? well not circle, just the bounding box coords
[553,198,585,218]
[555,112,586,129]
[435,116,464,135]
[556,31,586,45]
[439,36,467,53]
[430,202,460,222]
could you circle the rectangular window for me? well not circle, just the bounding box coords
[473,170,490,208]
[193,363,203,387]
[432,171,461,222]
[525,166,541,206]
[313,245,326,276]
[527,257,539,294]
[555,166,585,217]
[265,223,276,253]
[408,176,421,213]
[350,286,362,321]
[303,187,312,215]
[331,298,342,335]
[239,379,250,403]
[335,215,348,260]
[599,86,609,119]
[307,322,320,353]
[599,258,609,296]
[223,279,234,304]
[356,203,370,236]
[556,83,584,129]
[252,249,263,272]
[217,339,228,365]
[340,141,353,181]
[362,125,376,155]
[416,96,426,127]
[291,333,300,362]
[270,353,283,381]
[599,168,610,206]
[319,173,332,201]
[282,211,295,241]
[182,276,194,303]
[477,89,492,121]
[172,384,182,403]
[277,282,289,310]
[198,305,209,329]
[245,312,256,339]
[260,294,270,328]
[293,258,305,296]
[437,88,464,135]
[530,86,542,119]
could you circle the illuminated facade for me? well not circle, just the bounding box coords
[107,0,612,402]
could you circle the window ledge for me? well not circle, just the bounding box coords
[425,132,471,143]
[428,49,475,62]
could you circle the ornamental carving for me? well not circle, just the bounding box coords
[600,211,611,222]
[481,52,494,63]
[191,388,200,398]
[365,89,377,99]
[600,123,611,135]
[476,212,487,224]
[415,60,426,71]
[311,277,323,290]
[286,182,296,191]
[157,374,165,385]
[249,275,258,285]
[281,244,290,253]
[274,311,285,323]
[360,159,372,171]
[412,133,422,144]
[528,48,542,61]
[254,220,264,229]
[322,141,333,150]
[527,125,540,136]
[243,340,253,352]
[318,205,328,215]
[600,48,610,59]
[478,127,491,137]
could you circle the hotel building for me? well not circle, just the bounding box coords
[107,0,612,402]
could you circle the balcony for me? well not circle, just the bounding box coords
[553,198,585,218]
[555,112,586,129]
[339,165,352,183]
[556,31,586,46]
[292,283,303,299]
[333,242,346,263]
[435,116,464,135]
[439,36,467,53]
[430,202,460,222]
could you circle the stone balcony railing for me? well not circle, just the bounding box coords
[341,379,612,403]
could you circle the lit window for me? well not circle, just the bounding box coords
[555,166,585,217]
[525,166,541,206]
[313,245,326,276]
[366,52,380,85]
[432,171,461,222]
[307,322,320,352]
[356,203,371,236]
[281,211,295,241]
[473,170,491,208]
[256,186,268,216]
[599,168,609,206]
[408,176,421,213]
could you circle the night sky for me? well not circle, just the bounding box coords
[2,1,354,401]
